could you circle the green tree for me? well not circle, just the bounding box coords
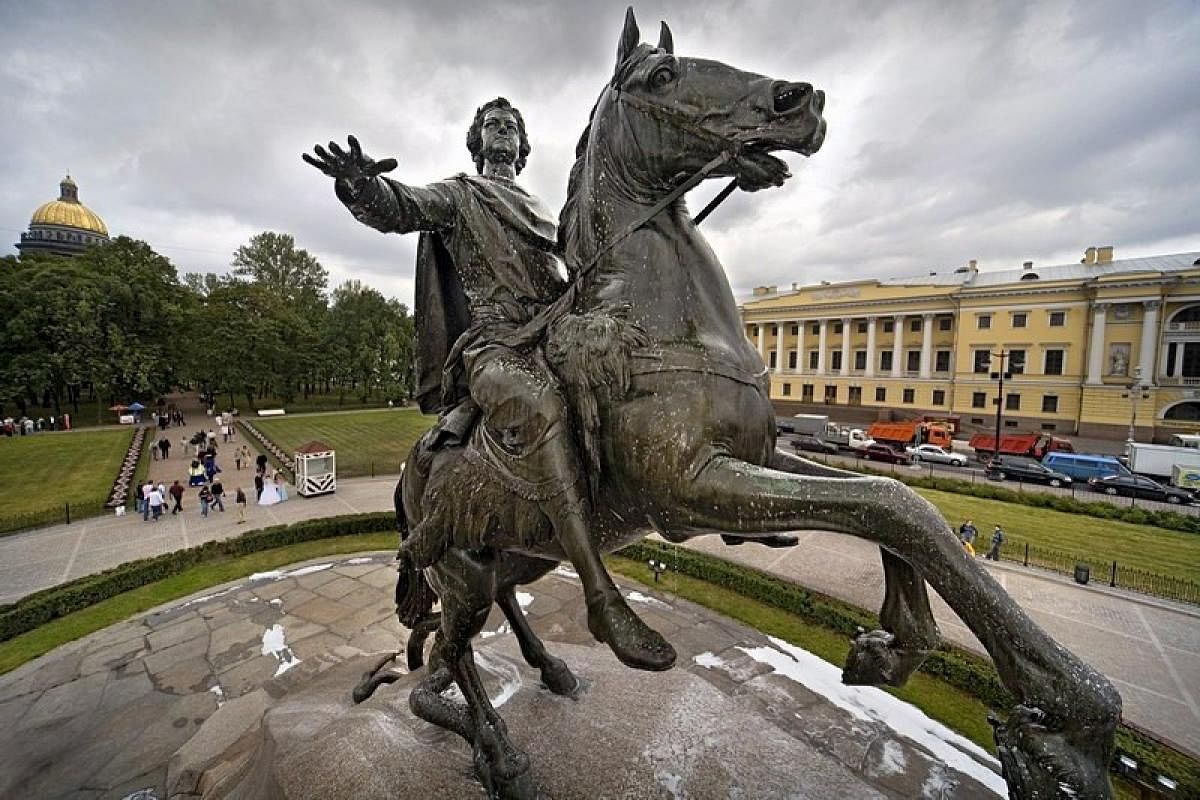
[231,232,328,306]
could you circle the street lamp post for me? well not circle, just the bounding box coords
[985,349,1024,462]
[1122,366,1150,444]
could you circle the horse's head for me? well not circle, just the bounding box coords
[599,7,826,193]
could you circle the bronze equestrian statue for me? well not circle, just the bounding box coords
[305,8,1120,799]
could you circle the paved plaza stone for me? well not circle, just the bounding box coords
[0,554,1008,799]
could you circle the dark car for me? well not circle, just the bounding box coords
[1088,474,1194,505]
[985,456,1072,487]
[792,435,838,456]
[861,443,912,465]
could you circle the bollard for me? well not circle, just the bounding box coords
[65,503,71,525]
[1110,561,1117,588]
[1023,542,1029,567]
[371,460,375,478]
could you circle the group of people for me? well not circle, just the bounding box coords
[2,415,70,435]
[135,477,249,523]
[957,519,1005,561]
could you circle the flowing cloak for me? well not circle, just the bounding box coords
[337,173,563,416]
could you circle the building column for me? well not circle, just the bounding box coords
[919,313,934,379]
[839,317,852,376]
[1138,300,1161,384]
[864,316,877,378]
[1086,303,1108,384]
[891,315,904,378]
[774,321,786,374]
[756,322,766,364]
[795,321,805,375]
[816,319,828,376]
[1169,342,1181,378]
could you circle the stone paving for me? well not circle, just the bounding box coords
[0,554,1008,799]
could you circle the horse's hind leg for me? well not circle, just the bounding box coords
[496,587,580,697]
[771,449,940,685]
[672,456,1120,797]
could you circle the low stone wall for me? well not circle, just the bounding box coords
[105,426,147,509]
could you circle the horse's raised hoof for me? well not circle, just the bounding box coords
[587,594,676,671]
[720,533,799,548]
[540,655,582,698]
[990,704,1116,800]
[842,628,930,687]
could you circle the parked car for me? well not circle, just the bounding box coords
[1042,452,1130,483]
[984,456,1072,487]
[905,444,968,466]
[861,443,912,465]
[1087,474,1194,504]
[792,435,838,456]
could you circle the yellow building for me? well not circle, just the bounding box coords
[739,246,1200,442]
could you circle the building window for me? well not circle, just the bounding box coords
[809,351,819,370]
[882,320,895,333]
[880,351,893,371]
[1049,311,1065,327]
[934,350,951,372]
[772,324,779,335]
[1006,393,1021,411]
[782,382,792,396]
[854,350,867,370]
[1042,395,1058,413]
[791,325,799,335]
[977,314,992,330]
[973,350,991,374]
[906,351,920,372]
[801,384,814,401]
[824,385,838,403]
[902,388,915,404]
[972,392,987,408]
[910,318,922,333]
[833,321,844,334]
[1041,423,1057,431]
[971,417,985,425]
[1005,419,1019,428]
[1044,349,1064,375]
[768,351,778,368]
[848,386,863,405]
[932,389,945,406]
[811,323,820,335]
[938,317,952,331]
[857,321,867,334]
[1008,349,1026,374]
[831,351,843,371]
[788,351,798,370]
[1012,312,1027,328]
[875,387,886,402]
[749,325,758,336]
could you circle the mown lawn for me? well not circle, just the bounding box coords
[252,407,435,477]
[917,487,1200,583]
[0,428,132,532]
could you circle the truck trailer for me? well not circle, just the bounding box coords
[1125,442,1200,483]
[968,433,1074,460]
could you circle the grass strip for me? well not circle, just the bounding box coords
[0,532,395,675]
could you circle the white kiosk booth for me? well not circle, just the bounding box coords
[295,440,336,497]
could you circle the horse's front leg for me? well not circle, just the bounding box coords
[770,449,941,686]
[671,455,1120,799]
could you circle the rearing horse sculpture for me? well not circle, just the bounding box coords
[371,9,1120,799]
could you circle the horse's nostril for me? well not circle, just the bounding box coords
[773,82,812,114]
[814,89,825,114]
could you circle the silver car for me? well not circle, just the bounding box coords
[905,444,968,466]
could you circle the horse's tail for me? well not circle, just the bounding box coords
[393,463,438,629]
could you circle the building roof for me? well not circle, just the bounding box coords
[29,175,109,236]
[296,440,333,455]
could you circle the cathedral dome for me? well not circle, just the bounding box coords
[29,175,109,236]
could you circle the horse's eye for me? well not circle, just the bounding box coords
[650,67,675,88]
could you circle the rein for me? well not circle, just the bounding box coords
[498,88,742,351]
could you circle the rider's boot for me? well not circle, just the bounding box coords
[543,484,676,671]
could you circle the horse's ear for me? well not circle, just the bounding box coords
[657,21,673,54]
[616,6,640,70]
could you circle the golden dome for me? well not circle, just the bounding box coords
[29,175,109,237]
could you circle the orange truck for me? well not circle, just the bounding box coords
[968,433,1074,460]
[867,421,953,449]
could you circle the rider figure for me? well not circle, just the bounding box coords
[305,98,675,671]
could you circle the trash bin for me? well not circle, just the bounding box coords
[1074,563,1090,585]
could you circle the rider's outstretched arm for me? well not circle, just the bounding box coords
[335,176,459,235]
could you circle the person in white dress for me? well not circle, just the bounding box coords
[257,478,282,506]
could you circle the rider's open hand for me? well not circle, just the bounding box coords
[302,135,398,189]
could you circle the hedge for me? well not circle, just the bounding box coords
[617,539,1199,799]
[0,511,396,643]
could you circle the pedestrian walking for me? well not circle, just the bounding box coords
[234,449,243,471]
[211,477,226,512]
[987,525,1006,561]
[148,486,164,521]
[141,481,153,521]
[254,471,264,501]
[236,486,247,524]
[274,472,288,502]
[169,480,184,514]
[958,519,977,555]
[158,436,171,460]
[198,485,213,517]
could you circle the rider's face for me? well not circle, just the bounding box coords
[481,108,519,165]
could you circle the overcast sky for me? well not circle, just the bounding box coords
[2,0,1197,305]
